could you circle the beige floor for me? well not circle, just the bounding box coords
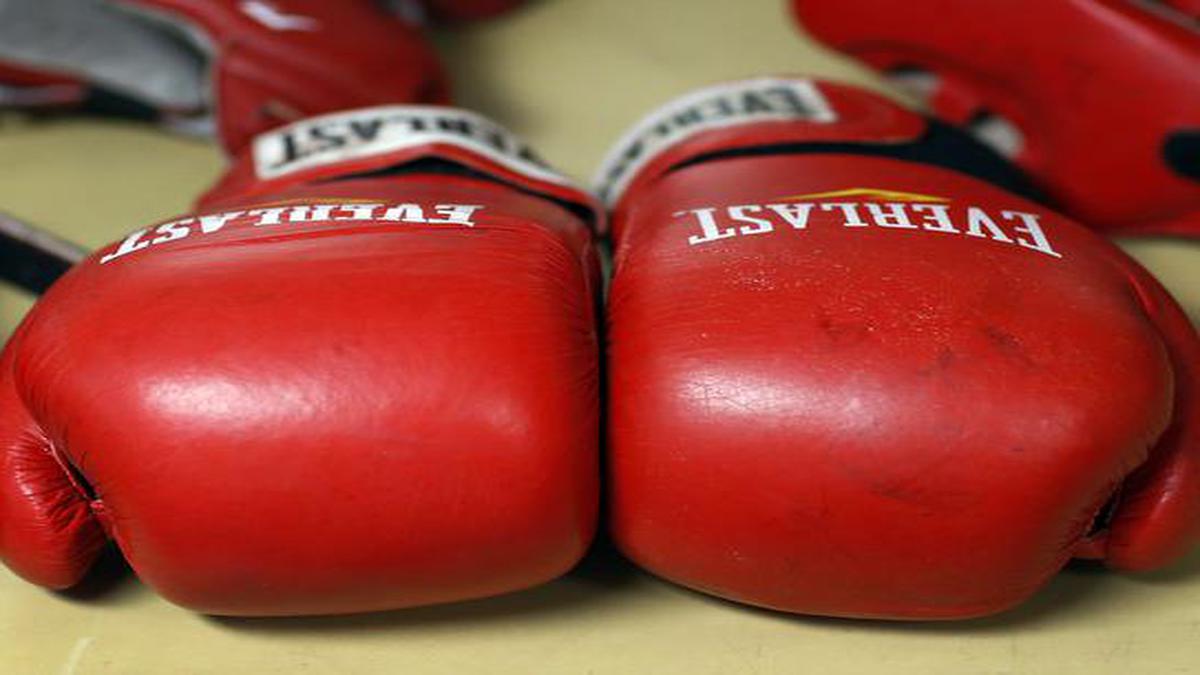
[1,1,1199,673]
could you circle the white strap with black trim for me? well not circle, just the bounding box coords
[592,78,839,206]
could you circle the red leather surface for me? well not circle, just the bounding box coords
[0,63,86,107]
[0,165,600,616]
[792,0,1200,236]
[0,63,81,89]
[606,81,1200,619]
[136,0,449,155]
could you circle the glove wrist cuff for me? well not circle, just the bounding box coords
[592,78,840,208]
[204,104,604,231]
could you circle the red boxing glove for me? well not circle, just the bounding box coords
[791,0,1200,237]
[0,104,601,616]
[0,0,448,155]
[598,78,1200,620]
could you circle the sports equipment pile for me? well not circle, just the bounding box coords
[0,0,1196,621]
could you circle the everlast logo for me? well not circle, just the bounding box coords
[255,107,556,182]
[676,189,1062,259]
[100,201,483,264]
[595,79,837,205]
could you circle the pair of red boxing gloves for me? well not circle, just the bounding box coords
[0,0,1198,621]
